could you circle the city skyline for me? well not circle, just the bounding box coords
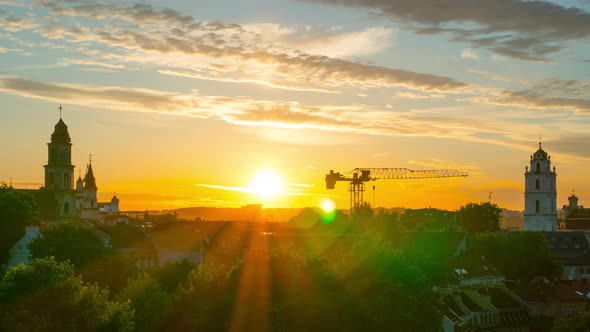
[1,0,590,211]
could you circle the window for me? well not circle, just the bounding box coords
[64,202,69,214]
[536,163,540,172]
[49,172,54,185]
[51,148,56,161]
[64,172,68,187]
[536,179,540,189]
[536,200,540,213]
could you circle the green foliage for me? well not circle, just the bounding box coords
[163,231,442,331]
[36,187,58,220]
[457,202,502,233]
[155,259,195,293]
[29,222,107,268]
[0,185,37,264]
[117,274,172,332]
[0,257,134,331]
[81,253,139,294]
[465,232,562,282]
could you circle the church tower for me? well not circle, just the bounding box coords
[79,159,100,220]
[44,112,76,218]
[524,142,557,231]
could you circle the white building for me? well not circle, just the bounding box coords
[7,226,41,267]
[524,142,557,231]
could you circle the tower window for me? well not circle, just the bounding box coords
[51,149,56,161]
[536,200,540,213]
[64,202,69,214]
[536,179,540,189]
[536,163,540,173]
[49,172,54,185]
[64,172,68,187]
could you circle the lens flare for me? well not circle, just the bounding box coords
[319,198,337,224]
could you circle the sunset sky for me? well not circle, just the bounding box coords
[1,0,590,211]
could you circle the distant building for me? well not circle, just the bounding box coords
[524,142,557,231]
[42,113,120,221]
[561,193,590,231]
[77,162,100,220]
[44,118,77,218]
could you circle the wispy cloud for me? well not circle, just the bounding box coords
[460,48,479,60]
[20,0,470,93]
[303,0,590,62]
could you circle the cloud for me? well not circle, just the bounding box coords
[460,48,479,60]
[62,58,126,69]
[0,75,502,142]
[472,90,590,113]
[24,0,470,93]
[467,69,515,83]
[3,74,589,160]
[396,91,445,99]
[303,0,590,62]
[243,23,396,58]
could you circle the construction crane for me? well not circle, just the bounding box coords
[325,168,468,215]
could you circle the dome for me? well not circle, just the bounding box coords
[532,142,548,160]
[51,118,71,144]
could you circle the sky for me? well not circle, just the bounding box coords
[1,0,590,211]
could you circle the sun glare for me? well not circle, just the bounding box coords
[250,170,284,199]
[320,198,335,213]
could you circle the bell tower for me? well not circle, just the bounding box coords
[524,141,557,231]
[43,106,76,218]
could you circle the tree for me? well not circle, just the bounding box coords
[0,257,134,331]
[155,259,195,293]
[36,187,58,220]
[116,274,172,332]
[464,232,562,282]
[29,222,107,268]
[457,201,502,233]
[0,184,37,264]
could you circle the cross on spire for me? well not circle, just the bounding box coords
[59,105,62,119]
[539,135,542,149]
[89,153,92,164]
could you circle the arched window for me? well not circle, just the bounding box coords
[64,172,68,187]
[536,163,540,173]
[536,200,540,213]
[536,179,540,189]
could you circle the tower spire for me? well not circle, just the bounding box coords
[539,135,542,149]
[59,105,62,119]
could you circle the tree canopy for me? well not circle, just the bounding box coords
[0,184,37,265]
[0,257,134,331]
[29,222,107,268]
[457,201,502,233]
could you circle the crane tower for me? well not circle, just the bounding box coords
[325,168,468,214]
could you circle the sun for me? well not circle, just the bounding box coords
[320,198,335,213]
[250,170,284,199]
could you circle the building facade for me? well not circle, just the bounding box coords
[44,118,76,218]
[77,162,100,220]
[524,142,558,231]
